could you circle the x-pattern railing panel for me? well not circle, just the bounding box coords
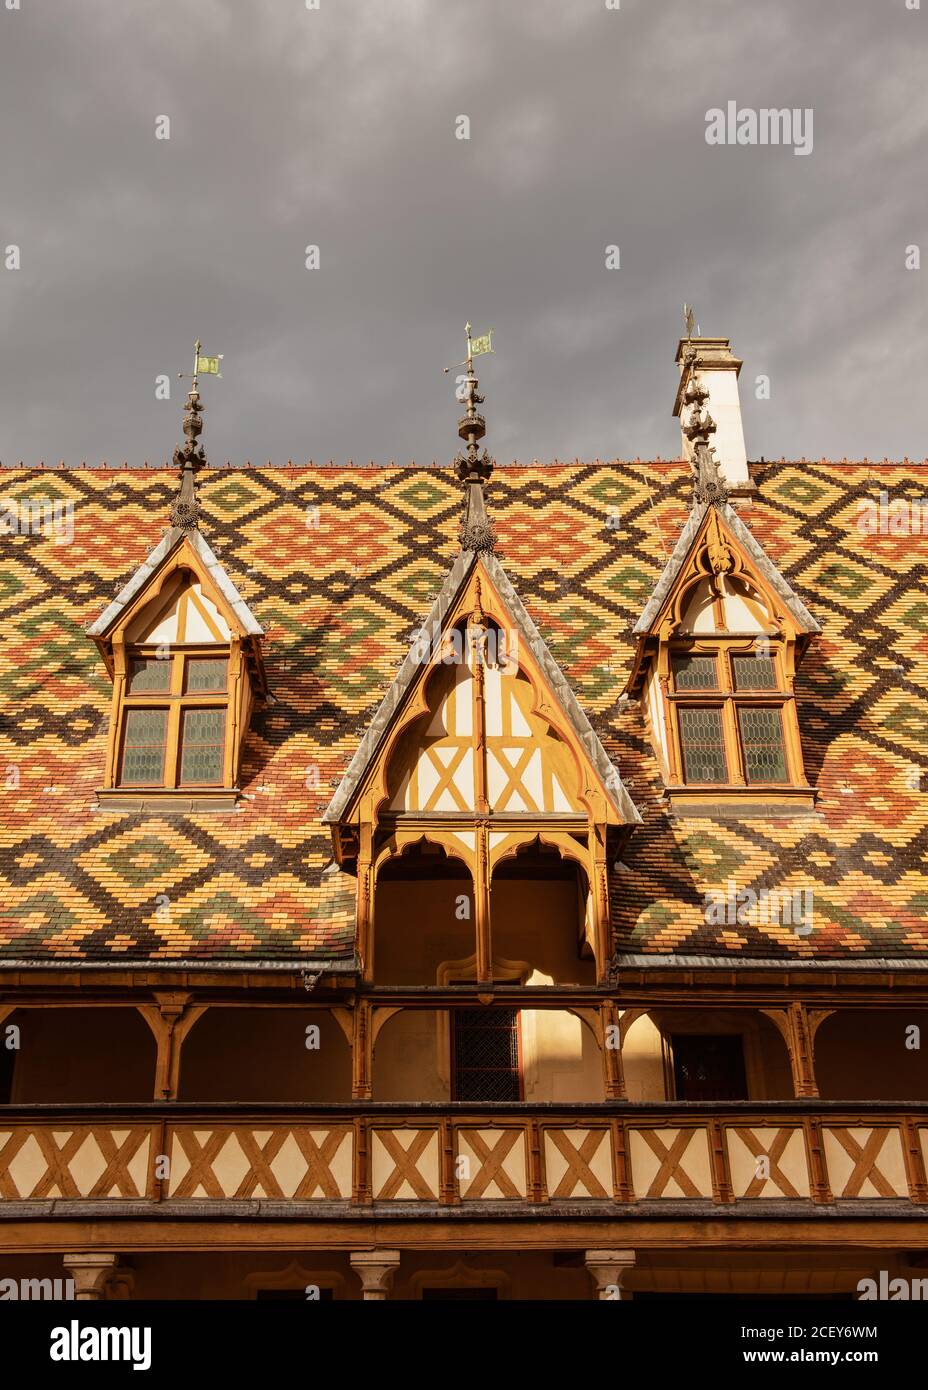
[0,1114,924,1207]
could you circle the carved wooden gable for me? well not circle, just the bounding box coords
[386,644,582,817]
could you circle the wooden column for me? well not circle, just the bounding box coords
[223,638,243,787]
[527,1118,546,1203]
[901,1116,928,1204]
[357,813,375,983]
[804,1114,833,1204]
[352,999,373,1101]
[760,1003,827,1099]
[470,589,493,983]
[656,638,680,785]
[611,1119,633,1202]
[137,994,206,1100]
[601,1001,626,1099]
[708,1115,734,1204]
[474,820,492,983]
[103,639,128,787]
[439,1117,457,1205]
[352,1116,371,1205]
[588,823,611,982]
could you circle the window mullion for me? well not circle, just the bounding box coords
[165,699,183,789]
[723,697,745,785]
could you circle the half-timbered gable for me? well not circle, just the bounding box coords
[325,543,639,981]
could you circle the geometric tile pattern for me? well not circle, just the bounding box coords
[0,459,926,960]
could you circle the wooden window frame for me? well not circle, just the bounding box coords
[666,640,802,791]
[113,645,233,791]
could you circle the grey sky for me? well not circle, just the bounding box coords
[1,0,925,467]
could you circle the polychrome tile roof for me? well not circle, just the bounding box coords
[0,459,926,962]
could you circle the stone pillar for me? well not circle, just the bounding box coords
[63,1253,119,1301]
[350,1249,401,1301]
[585,1248,636,1301]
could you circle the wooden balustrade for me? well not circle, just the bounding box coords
[0,1104,925,1205]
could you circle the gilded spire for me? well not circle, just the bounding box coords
[449,323,495,554]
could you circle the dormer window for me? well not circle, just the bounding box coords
[88,534,266,811]
[118,650,230,788]
[671,643,791,787]
[628,504,819,812]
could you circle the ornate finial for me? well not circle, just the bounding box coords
[444,324,496,553]
[169,339,222,531]
[681,342,727,508]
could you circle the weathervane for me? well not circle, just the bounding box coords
[169,339,223,532]
[444,323,496,553]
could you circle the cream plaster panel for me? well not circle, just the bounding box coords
[543,1128,612,1198]
[628,1127,713,1199]
[823,1127,908,1199]
[457,1128,527,1199]
[726,1126,809,1198]
[371,1129,440,1201]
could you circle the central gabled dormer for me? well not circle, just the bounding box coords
[324,341,639,983]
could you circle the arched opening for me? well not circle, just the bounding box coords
[371,1005,604,1103]
[6,1008,156,1103]
[373,1010,448,1102]
[178,1008,351,1102]
[622,1009,792,1102]
[815,1010,928,1101]
[520,1009,603,1102]
[374,840,475,985]
[491,839,594,986]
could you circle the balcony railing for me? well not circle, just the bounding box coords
[0,1102,925,1206]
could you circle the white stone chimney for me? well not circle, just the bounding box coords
[673,336,751,490]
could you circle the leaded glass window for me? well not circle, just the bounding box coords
[127,657,171,693]
[731,655,778,691]
[678,707,728,784]
[116,642,234,790]
[185,657,227,692]
[737,707,788,783]
[179,707,226,785]
[120,707,168,784]
[673,655,718,690]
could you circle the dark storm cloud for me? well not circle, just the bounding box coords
[0,0,925,466]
